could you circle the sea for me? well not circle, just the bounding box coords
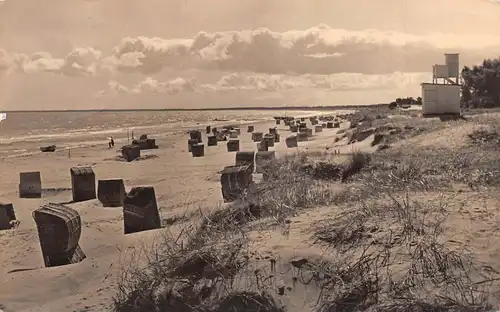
[0,109,348,158]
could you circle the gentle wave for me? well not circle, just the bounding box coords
[0,117,272,144]
[0,110,346,158]
[0,123,187,144]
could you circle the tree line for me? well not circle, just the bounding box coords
[389,97,422,109]
[461,57,500,107]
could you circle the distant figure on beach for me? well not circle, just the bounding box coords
[108,137,115,149]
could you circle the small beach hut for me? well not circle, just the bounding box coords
[220,165,253,202]
[19,172,42,198]
[97,179,126,207]
[32,203,86,267]
[191,143,205,157]
[227,140,240,152]
[235,151,255,172]
[0,203,16,230]
[70,166,96,202]
[123,186,161,234]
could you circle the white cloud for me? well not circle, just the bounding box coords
[0,49,13,73]
[103,24,500,75]
[96,72,432,97]
[2,24,499,77]
[1,47,101,76]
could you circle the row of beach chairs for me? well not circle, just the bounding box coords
[1,168,162,268]
[0,115,343,270]
[199,115,343,202]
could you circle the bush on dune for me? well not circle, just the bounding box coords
[357,147,500,191]
[113,222,284,312]
[468,125,500,150]
[202,151,373,235]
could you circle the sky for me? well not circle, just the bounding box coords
[0,0,499,110]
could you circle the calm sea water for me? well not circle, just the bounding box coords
[0,109,340,157]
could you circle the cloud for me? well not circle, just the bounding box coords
[0,49,13,72]
[2,24,500,77]
[1,47,101,76]
[96,72,432,97]
[97,76,199,96]
[104,24,500,75]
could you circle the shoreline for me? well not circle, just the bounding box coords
[0,104,386,113]
[0,110,353,159]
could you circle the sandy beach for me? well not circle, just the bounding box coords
[3,106,500,312]
[0,110,335,158]
[0,109,355,312]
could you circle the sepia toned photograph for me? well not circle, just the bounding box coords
[1,0,500,311]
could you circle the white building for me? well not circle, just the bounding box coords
[421,83,461,116]
[421,53,461,117]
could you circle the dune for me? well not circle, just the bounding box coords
[2,107,500,312]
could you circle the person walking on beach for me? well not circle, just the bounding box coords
[108,137,115,148]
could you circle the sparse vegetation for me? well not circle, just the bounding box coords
[113,108,500,312]
[312,193,494,312]
[389,96,422,109]
[468,124,500,150]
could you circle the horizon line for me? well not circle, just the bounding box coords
[1,104,387,113]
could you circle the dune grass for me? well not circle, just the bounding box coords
[311,192,493,312]
[112,110,500,312]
